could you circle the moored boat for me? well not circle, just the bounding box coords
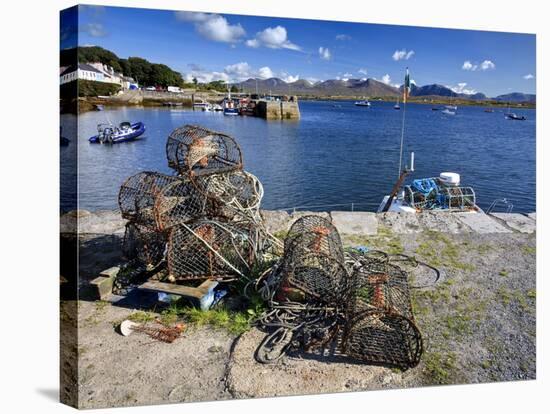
[222,90,239,116]
[89,121,146,144]
[505,113,526,121]
[354,99,371,107]
[378,169,480,213]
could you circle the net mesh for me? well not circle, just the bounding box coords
[341,258,422,368]
[153,177,208,231]
[166,220,257,281]
[122,222,167,269]
[118,172,179,226]
[166,125,243,176]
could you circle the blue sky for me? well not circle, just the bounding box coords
[63,4,536,96]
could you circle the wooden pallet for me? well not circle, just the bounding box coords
[138,278,219,310]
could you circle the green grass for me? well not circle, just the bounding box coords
[347,224,404,255]
[127,311,156,324]
[499,269,509,277]
[422,351,458,384]
[415,231,475,272]
[523,246,536,255]
[526,289,536,299]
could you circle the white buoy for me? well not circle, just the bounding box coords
[439,172,461,186]
[120,320,140,336]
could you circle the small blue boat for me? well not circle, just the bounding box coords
[89,121,146,144]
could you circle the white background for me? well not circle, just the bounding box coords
[0,0,546,412]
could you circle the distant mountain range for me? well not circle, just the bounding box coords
[234,77,536,103]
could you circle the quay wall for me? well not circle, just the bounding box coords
[61,210,535,237]
[256,99,300,120]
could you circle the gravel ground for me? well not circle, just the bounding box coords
[61,210,536,408]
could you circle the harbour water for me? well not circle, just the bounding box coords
[61,100,536,213]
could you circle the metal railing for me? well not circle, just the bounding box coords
[276,202,381,213]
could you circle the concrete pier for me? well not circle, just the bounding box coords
[255,98,300,120]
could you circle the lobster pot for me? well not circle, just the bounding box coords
[118,172,179,226]
[166,125,243,176]
[284,215,344,263]
[195,170,264,217]
[404,182,476,212]
[342,310,422,369]
[342,261,422,369]
[348,262,411,317]
[281,251,350,305]
[122,222,167,269]
[167,220,256,281]
[439,186,476,211]
[153,178,208,231]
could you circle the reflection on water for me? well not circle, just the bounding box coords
[60,101,536,213]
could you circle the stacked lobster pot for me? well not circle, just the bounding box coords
[257,215,423,370]
[118,124,278,283]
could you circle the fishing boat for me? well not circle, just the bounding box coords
[354,98,371,107]
[212,104,223,112]
[89,121,146,144]
[442,108,456,115]
[222,89,239,116]
[445,96,457,111]
[193,99,210,110]
[94,104,104,111]
[379,68,480,214]
[505,113,526,121]
[377,168,481,213]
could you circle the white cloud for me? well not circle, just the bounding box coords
[381,74,392,84]
[335,34,351,41]
[186,62,297,83]
[343,73,353,78]
[280,72,300,83]
[462,60,477,71]
[462,59,495,71]
[448,82,477,95]
[319,46,332,60]
[81,23,107,37]
[175,11,211,22]
[523,73,534,80]
[175,11,245,43]
[185,70,229,84]
[224,62,252,78]
[392,49,414,61]
[358,68,368,76]
[480,60,495,70]
[245,26,301,50]
[257,66,275,79]
[306,77,321,84]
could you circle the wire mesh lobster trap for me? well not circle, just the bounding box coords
[166,125,243,176]
[153,177,209,231]
[118,171,180,226]
[193,170,264,219]
[341,260,422,369]
[122,222,167,269]
[403,178,476,211]
[280,251,351,305]
[166,220,259,281]
[284,215,344,262]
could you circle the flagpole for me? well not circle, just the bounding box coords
[398,67,409,178]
